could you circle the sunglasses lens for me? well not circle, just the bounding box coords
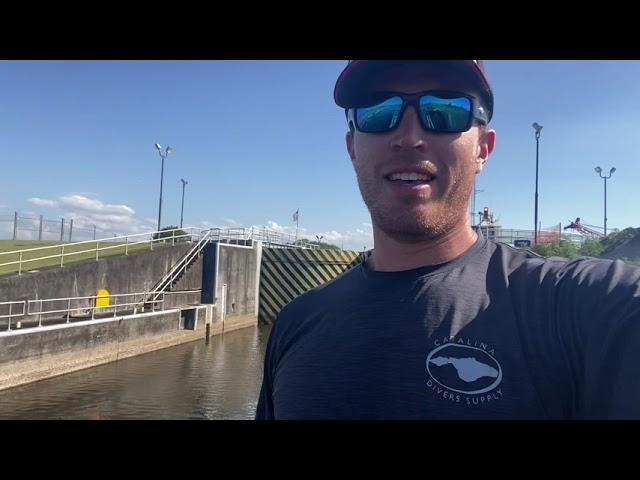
[355,96,403,133]
[419,94,472,132]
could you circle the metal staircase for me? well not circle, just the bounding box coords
[145,229,214,306]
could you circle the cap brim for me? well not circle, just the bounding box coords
[334,60,493,120]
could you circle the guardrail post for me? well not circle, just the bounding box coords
[96,241,99,261]
[67,298,70,323]
[172,229,175,246]
[18,252,23,275]
[7,303,11,331]
[38,299,43,327]
[60,245,65,267]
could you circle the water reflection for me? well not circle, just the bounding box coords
[0,324,272,420]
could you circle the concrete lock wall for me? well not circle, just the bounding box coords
[0,243,203,305]
[0,308,209,391]
[0,240,263,391]
[201,242,260,330]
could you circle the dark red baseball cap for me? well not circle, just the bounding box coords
[334,60,494,122]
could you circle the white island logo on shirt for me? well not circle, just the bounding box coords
[425,338,503,406]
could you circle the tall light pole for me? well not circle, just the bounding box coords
[315,234,323,247]
[155,143,172,232]
[532,122,543,244]
[471,180,484,226]
[180,178,188,229]
[594,166,616,237]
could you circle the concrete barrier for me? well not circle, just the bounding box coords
[0,307,208,391]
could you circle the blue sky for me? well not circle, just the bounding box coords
[0,60,638,249]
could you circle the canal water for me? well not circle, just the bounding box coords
[0,324,272,419]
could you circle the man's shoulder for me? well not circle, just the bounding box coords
[266,264,364,350]
[489,240,640,288]
[276,262,363,324]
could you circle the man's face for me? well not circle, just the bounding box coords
[346,63,496,243]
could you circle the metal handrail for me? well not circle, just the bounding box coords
[162,290,201,298]
[0,227,207,274]
[0,227,204,257]
[0,225,321,276]
[0,301,26,331]
[23,292,166,329]
[0,293,168,333]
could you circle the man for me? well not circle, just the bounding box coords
[255,60,640,419]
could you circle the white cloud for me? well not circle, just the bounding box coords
[223,218,241,227]
[57,213,152,239]
[312,228,373,251]
[68,191,98,197]
[28,197,59,208]
[65,213,134,227]
[318,230,344,242]
[57,195,137,239]
[18,194,148,241]
[59,195,135,216]
[263,221,309,237]
[193,219,244,231]
[90,214,134,225]
[195,220,215,229]
[362,222,373,228]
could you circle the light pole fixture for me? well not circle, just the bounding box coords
[594,166,616,237]
[180,178,188,229]
[532,122,543,244]
[472,181,484,226]
[155,143,172,232]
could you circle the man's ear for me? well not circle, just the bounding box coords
[476,129,496,173]
[346,130,356,162]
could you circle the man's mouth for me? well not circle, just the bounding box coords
[385,172,436,185]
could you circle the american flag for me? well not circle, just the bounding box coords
[293,209,299,222]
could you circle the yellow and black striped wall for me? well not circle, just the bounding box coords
[258,248,363,323]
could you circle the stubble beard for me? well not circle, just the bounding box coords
[356,168,474,244]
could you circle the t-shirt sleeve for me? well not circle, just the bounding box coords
[555,258,640,418]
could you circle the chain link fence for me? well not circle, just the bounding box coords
[0,212,113,242]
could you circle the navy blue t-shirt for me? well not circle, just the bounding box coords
[255,237,640,419]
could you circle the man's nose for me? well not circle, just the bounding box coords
[390,106,426,151]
